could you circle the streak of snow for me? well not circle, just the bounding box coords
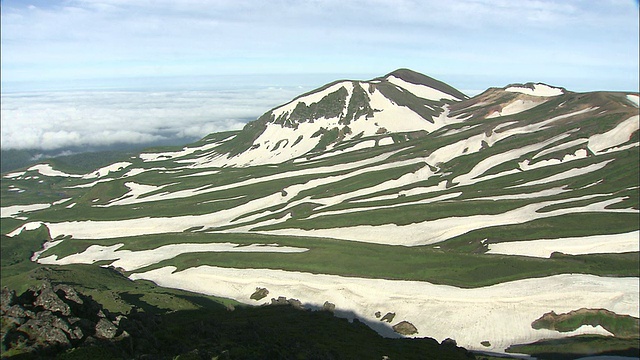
[588,115,640,153]
[6,221,44,236]
[511,160,614,188]
[486,231,640,258]
[259,196,634,246]
[1,204,51,218]
[39,242,308,271]
[140,141,222,162]
[505,84,563,97]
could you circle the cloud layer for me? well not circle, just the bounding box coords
[1,83,306,150]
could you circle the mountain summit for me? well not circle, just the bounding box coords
[206,69,469,166]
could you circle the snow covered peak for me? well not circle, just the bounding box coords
[386,75,462,101]
[505,83,564,97]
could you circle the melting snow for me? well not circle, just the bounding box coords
[130,267,636,352]
[505,84,563,97]
[588,115,640,153]
[486,231,640,258]
[39,242,308,271]
[1,204,51,218]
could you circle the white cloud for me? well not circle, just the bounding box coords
[0,83,307,150]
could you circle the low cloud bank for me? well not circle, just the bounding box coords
[1,85,305,151]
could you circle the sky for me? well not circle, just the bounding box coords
[1,0,639,152]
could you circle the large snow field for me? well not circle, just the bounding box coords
[38,242,308,271]
[130,265,637,352]
[486,231,640,258]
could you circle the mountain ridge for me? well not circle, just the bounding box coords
[1,68,638,357]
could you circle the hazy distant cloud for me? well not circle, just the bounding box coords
[0,85,305,150]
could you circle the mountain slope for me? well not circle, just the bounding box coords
[1,69,638,356]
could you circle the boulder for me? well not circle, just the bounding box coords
[94,318,118,339]
[34,282,71,316]
[392,321,418,336]
[54,284,84,305]
[380,312,395,323]
[250,287,269,301]
[322,301,336,313]
[18,318,71,347]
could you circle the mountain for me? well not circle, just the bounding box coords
[1,69,639,358]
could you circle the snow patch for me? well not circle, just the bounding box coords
[39,242,308,271]
[588,115,640,153]
[1,204,51,218]
[505,84,563,97]
[486,231,640,258]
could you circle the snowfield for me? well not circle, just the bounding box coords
[486,231,640,258]
[130,266,637,353]
[38,242,308,271]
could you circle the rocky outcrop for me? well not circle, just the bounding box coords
[270,296,303,310]
[0,282,155,357]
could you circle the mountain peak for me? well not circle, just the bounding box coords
[383,68,468,100]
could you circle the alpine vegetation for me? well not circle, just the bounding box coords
[2,69,638,356]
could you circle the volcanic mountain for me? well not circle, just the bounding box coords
[2,69,639,357]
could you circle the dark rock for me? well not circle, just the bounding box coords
[54,284,84,305]
[34,282,71,316]
[269,296,303,309]
[380,312,396,323]
[375,311,381,318]
[442,338,457,347]
[1,287,15,311]
[288,298,303,310]
[250,287,269,301]
[322,301,336,313]
[94,318,118,339]
[18,318,71,346]
[36,310,72,335]
[5,304,30,320]
[392,321,418,335]
[271,296,289,305]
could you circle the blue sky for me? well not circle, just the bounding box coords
[2,0,639,92]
